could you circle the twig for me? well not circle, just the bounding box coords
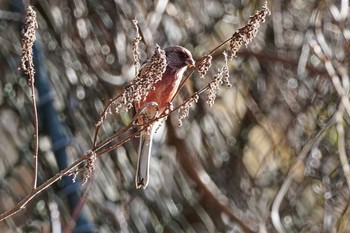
[93,102,158,155]
[0,154,88,221]
[30,62,39,190]
[93,93,123,147]
[95,130,141,156]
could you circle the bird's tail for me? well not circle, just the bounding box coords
[135,129,153,189]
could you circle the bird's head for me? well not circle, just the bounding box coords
[164,46,195,70]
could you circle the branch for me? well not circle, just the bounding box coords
[0,154,88,221]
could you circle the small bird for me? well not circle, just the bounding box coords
[135,46,195,189]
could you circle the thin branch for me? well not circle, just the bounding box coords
[0,154,88,221]
[30,67,39,189]
[93,102,158,155]
[95,130,141,156]
[93,93,123,147]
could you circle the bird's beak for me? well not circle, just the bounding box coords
[185,57,195,67]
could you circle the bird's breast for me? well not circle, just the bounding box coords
[143,68,185,114]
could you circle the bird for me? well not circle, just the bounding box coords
[134,46,195,189]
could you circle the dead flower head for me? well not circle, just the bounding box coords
[178,94,199,127]
[206,52,231,107]
[21,6,38,84]
[198,53,212,79]
[82,150,97,185]
[228,3,270,59]
[132,19,142,74]
[118,45,167,112]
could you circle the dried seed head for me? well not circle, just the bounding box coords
[205,51,232,107]
[228,3,270,60]
[132,19,142,75]
[198,54,212,79]
[130,45,167,103]
[69,168,79,183]
[143,45,167,85]
[114,45,167,114]
[222,51,232,88]
[178,94,199,126]
[21,6,38,84]
[206,71,223,107]
[82,150,97,185]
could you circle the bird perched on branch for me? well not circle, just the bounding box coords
[134,46,195,189]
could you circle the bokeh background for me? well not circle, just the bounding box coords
[0,0,350,232]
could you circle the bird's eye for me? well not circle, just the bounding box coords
[179,51,189,59]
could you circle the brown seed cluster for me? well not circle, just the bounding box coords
[21,6,38,84]
[206,52,231,107]
[228,3,270,59]
[221,51,231,88]
[115,45,167,113]
[178,94,199,126]
[70,168,79,183]
[82,150,97,185]
[198,53,212,79]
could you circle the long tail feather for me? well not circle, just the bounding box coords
[135,129,153,189]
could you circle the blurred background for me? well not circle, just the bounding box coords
[0,0,349,232]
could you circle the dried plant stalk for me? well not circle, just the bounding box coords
[21,5,39,189]
[228,2,270,59]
